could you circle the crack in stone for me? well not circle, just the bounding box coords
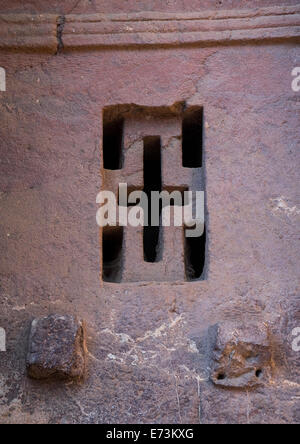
[56,15,66,54]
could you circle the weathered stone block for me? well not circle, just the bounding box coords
[27,314,86,381]
[209,322,272,389]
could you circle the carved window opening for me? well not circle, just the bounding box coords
[101,103,207,283]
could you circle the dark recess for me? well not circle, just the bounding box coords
[182,107,203,168]
[256,369,263,378]
[185,226,206,281]
[143,136,162,263]
[102,227,124,283]
[217,373,226,381]
[103,116,124,170]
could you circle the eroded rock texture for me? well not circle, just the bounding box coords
[209,323,272,389]
[26,315,86,381]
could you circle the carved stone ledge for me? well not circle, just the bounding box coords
[64,5,300,49]
[0,5,299,53]
[0,14,59,53]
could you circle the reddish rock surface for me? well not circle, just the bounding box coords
[27,314,86,381]
[0,0,299,424]
[0,0,299,14]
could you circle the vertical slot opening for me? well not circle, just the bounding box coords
[103,115,124,170]
[182,107,203,168]
[143,136,162,263]
[102,227,124,283]
[185,225,206,281]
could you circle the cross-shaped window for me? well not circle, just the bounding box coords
[101,103,206,283]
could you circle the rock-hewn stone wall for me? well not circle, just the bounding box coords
[0,0,299,424]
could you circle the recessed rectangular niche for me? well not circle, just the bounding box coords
[182,107,203,168]
[185,225,206,281]
[102,226,124,283]
[103,110,124,170]
[143,136,162,263]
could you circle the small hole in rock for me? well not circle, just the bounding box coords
[185,225,206,281]
[217,373,226,381]
[255,369,263,378]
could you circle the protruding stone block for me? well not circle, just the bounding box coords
[209,322,272,389]
[27,314,86,381]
